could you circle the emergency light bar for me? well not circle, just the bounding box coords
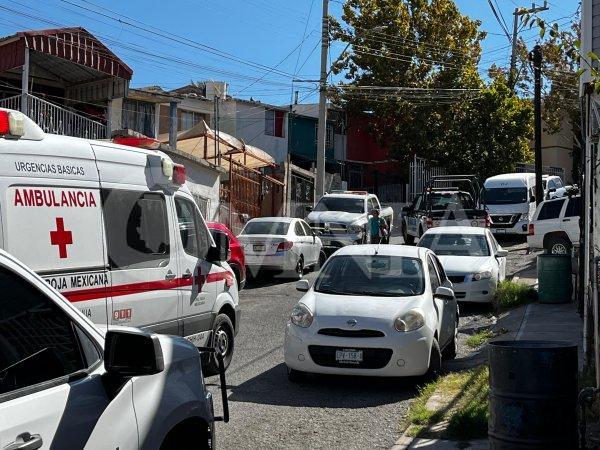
[0,110,25,137]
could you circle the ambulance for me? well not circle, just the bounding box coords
[0,108,239,375]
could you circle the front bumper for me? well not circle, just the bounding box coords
[284,322,433,377]
[451,277,497,303]
[318,232,363,249]
[491,220,529,235]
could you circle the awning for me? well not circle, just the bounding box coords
[159,120,277,171]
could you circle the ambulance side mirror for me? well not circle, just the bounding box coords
[207,231,230,263]
[104,329,164,377]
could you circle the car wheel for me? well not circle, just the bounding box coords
[426,338,442,379]
[291,256,304,280]
[403,223,415,245]
[202,313,234,377]
[287,365,306,383]
[547,235,571,255]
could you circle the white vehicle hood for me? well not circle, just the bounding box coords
[486,203,529,215]
[437,255,493,275]
[307,210,365,224]
[302,291,425,322]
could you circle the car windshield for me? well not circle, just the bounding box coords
[314,255,425,297]
[241,221,289,235]
[418,234,490,256]
[313,197,365,214]
[429,192,475,210]
[484,187,528,204]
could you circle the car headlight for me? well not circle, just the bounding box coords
[394,310,425,332]
[519,213,530,221]
[290,304,313,328]
[472,270,492,281]
[347,225,363,234]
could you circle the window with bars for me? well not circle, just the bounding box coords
[314,123,334,149]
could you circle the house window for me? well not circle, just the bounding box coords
[265,110,285,137]
[180,110,203,131]
[122,99,156,138]
[314,123,334,149]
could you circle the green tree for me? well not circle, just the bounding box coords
[331,0,534,177]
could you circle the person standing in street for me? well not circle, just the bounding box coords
[369,209,388,244]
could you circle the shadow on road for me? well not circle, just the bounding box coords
[225,363,419,408]
[495,234,527,247]
[458,302,493,318]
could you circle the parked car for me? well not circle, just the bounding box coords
[0,108,240,375]
[542,174,568,199]
[0,249,228,450]
[418,227,507,303]
[207,222,246,290]
[484,173,537,235]
[527,195,581,254]
[400,175,488,245]
[283,245,458,380]
[238,217,323,279]
[306,191,394,249]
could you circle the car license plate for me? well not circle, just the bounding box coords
[253,244,266,252]
[494,229,507,234]
[335,349,363,364]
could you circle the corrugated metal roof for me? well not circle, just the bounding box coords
[0,27,132,81]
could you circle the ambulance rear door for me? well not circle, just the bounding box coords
[0,134,109,324]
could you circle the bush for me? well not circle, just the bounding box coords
[493,280,536,312]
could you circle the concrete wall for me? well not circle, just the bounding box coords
[168,152,221,222]
[233,101,289,164]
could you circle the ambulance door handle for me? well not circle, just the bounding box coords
[165,270,176,280]
[182,269,193,279]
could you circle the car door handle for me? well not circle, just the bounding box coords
[182,269,193,279]
[563,219,571,222]
[165,270,176,280]
[4,433,43,450]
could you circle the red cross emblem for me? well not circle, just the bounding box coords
[50,217,73,259]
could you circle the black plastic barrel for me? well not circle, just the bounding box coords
[537,254,572,304]
[489,340,578,449]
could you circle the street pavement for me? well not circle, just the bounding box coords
[208,235,532,449]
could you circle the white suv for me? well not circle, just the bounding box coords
[527,195,580,254]
[0,250,228,450]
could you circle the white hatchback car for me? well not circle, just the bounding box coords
[418,227,508,303]
[238,217,323,278]
[283,245,458,380]
[0,250,228,450]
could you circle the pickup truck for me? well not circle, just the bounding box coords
[306,191,394,249]
[400,175,489,245]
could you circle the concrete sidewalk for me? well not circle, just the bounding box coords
[396,300,583,450]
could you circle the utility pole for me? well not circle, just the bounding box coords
[531,45,543,205]
[509,1,548,91]
[316,0,329,198]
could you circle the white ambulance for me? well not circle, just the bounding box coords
[0,109,239,375]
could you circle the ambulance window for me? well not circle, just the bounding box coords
[0,267,100,395]
[102,190,170,269]
[175,197,210,259]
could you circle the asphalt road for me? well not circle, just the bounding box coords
[209,235,532,449]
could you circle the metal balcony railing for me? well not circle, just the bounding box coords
[0,93,108,139]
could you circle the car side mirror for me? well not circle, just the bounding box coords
[104,329,164,376]
[207,231,230,262]
[548,187,557,193]
[496,248,508,258]
[296,279,310,292]
[434,286,455,301]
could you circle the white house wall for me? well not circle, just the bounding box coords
[233,101,289,164]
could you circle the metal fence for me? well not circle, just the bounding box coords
[408,155,445,201]
[0,94,107,139]
[515,163,566,181]
[290,172,314,218]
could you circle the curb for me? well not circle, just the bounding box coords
[391,429,417,450]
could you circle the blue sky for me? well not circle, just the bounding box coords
[0,0,579,105]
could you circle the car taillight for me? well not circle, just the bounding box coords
[277,241,294,252]
[173,164,186,185]
[426,218,433,228]
[528,223,535,235]
[485,214,491,228]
